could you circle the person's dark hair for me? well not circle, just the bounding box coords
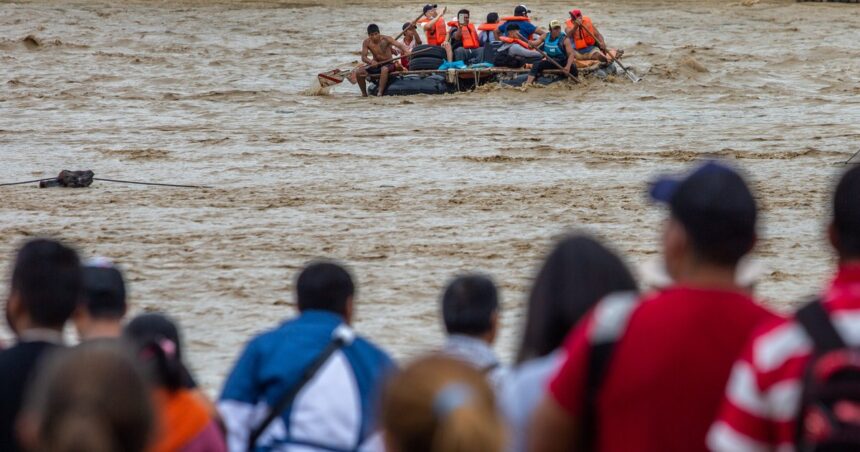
[10,238,82,329]
[402,22,411,31]
[458,9,469,15]
[506,22,520,32]
[124,313,194,391]
[296,261,355,317]
[25,342,153,452]
[670,166,757,266]
[833,166,860,260]
[487,12,499,23]
[367,24,380,35]
[441,274,499,336]
[82,265,127,320]
[516,235,637,364]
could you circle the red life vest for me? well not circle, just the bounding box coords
[567,16,597,50]
[499,36,530,49]
[417,17,448,46]
[446,21,480,49]
[500,16,530,23]
[499,16,533,40]
[477,23,499,32]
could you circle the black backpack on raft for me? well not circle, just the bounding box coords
[795,300,860,451]
[493,45,526,69]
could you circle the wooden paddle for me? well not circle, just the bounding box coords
[318,47,434,87]
[318,11,428,87]
[573,19,640,82]
[516,32,580,84]
[395,11,428,41]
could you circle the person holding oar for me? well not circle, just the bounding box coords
[356,24,411,97]
[523,20,578,87]
[398,22,422,69]
[566,8,639,82]
[494,23,543,68]
[565,9,620,63]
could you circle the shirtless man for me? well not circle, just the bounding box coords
[356,24,410,97]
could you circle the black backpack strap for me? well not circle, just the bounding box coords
[247,325,356,452]
[793,298,844,450]
[795,298,845,353]
[581,291,639,451]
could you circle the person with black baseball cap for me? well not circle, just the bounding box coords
[73,257,127,340]
[417,4,448,46]
[529,160,779,452]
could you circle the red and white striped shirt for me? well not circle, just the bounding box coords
[708,263,860,452]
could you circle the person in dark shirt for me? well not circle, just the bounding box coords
[0,239,82,452]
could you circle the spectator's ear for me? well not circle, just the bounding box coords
[663,217,688,280]
[5,290,23,335]
[344,296,354,326]
[487,311,499,344]
[829,221,840,254]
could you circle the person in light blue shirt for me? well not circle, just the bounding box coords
[439,274,507,389]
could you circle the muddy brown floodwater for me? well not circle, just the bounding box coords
[1,0,859,395]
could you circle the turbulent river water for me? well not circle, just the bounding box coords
[1,0,859,394]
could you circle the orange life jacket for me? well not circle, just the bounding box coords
[499,16,533,40]
[418,17,448,46]
[500,16,530,23]
[567,16,597,50]
[477,23,499,32]
[499,36,530,49]
[447,21,480,49]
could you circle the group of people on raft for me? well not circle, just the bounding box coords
[356,4,623,96]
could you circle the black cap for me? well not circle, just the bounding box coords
[423,3,437,13]
[514,4,530,16]
[650,161,757,265]
[82,258,126,318]
[487,12,499,23]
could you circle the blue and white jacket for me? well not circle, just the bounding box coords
[218,310,395,452]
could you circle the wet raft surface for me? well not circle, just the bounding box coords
[1,0,859,393]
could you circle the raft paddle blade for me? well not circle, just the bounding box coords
[318,69,345,87]
[625,70,641,83]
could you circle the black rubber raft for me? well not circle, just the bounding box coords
[367,63,623,96]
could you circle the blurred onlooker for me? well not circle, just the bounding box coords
[500,234,637,451]
[530,161,780,452]
[124,313,225,452]
[440,274,506,387]
[74,258,127,340]
[219,261,395,451]
[381,355,505,452]
[19,341,153,452]
[708,166,860,451]
[0,239,82,452]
